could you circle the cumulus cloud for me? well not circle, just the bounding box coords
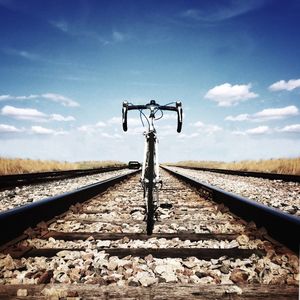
[1,105,47,122]
[232,123,300,136]
[254,106,298,120]
[50,114,75,122]
[0,124,23,133]
[205,83,258,106]
[232,126,270,136]
[277,124,300,133]
[0,95,12,101]
[31,126,55,135]
[31,126,67,135]
[226,106,299,122]
[246,126,270,135]
[1,105,76,122]
[0,93,79,107]
[269,79,300,91]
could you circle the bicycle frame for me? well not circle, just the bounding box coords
[122,100,182,234]
[141,130,160,207]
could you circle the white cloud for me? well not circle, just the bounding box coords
[277,124,300,133]
[161,113,177,121]
[1,105,47,122]
[231,130,246,136]
[193,121,222,134]
[108,116,141,127]
[0,95,12,101]
[50,114,75,122]
[269,79,300,91]
[254,106,298,120]
[0,124,23,133]
[100,132,123,139]
[77,125,95,133]
[31,126,55,135]
[226,106,299,122]
[204,83,258,106]
[41,93,79,107]
[246,126,270,135]
[128,117,142,127]
[107,117,121,125]
[31,126,67,136]
[77,120,106,134]
[95,121,106,127]
[178,132,199,139]
[0,93,79,107]
[1,105,76,122]
[181,2,265,22]
[225,114,249,121]
[15,94,38,100]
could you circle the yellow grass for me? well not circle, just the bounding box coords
[168,157,300,175]
[0,157,126,175]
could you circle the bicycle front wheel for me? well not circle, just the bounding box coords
[146,131,155,235]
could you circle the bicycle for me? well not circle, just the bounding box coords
[122,100,183,235]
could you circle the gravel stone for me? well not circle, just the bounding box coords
[16,289,28,297]
[0,169,132,212]
[230,268,249,283]
[0,170,298,288]
[168,167,300,216]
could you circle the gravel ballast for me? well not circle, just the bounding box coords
[0,169,133,212]
[167,167,300,217]
[0,171,298,287]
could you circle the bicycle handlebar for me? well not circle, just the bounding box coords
[122,100,183,133]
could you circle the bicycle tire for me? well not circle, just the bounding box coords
[146,131,155,235]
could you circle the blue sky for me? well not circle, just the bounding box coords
[0,0,300,162]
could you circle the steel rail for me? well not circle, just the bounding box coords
[0,166,127,189]
[162,166,300,253]
[166,165,300,183]
[0,169,140,246]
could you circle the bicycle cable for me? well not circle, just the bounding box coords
[162,101,176,106]
[139,109,150,128]
[154,109,163,120]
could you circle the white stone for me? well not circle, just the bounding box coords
[17,289,28,297]
[161,271,177,283]
[135,271,157,287]
[96,240,111,248]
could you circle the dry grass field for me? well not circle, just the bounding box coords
[169,157,300,175]
[0,158,126,175]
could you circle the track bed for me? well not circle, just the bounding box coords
[0,170,298,299]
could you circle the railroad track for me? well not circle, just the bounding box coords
[0,166,127,189]
[169,165,300,183]
[0,169,298,299]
